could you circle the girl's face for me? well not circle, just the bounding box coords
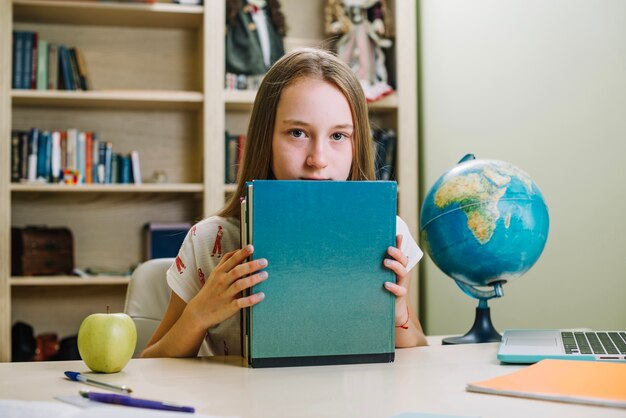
[271,77,354,181]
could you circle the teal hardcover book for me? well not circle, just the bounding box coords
[241,180,397,368]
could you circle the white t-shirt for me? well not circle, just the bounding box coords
[167,215,423,356]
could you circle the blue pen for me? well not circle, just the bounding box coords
[79,389,195,413]
[65,371,132,394]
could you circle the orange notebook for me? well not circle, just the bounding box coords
[467,359,626,408]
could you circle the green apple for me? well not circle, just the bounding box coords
[77,310,137,373]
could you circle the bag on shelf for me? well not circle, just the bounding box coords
[11,226,74,276]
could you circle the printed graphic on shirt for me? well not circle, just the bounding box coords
[211,225,224,258]
[175,255,186,274]
[198,268,205,286]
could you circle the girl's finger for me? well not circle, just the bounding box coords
[229,271,268,295]
[228,258,268,285]
[217,245,254,273]
[384,258,407,277]
[234,291,266,309]
[384,282,407,297]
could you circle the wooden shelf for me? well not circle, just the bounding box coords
[225,90,398,111]
[12,90,204,110]
[13,0,204,29]
[11,275,130,286]
[10,183,204,193]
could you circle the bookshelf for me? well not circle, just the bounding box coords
[0,0,224,362]
[0,0,418,362]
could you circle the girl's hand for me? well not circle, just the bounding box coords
[383,235,428,347]
[383,235,411,326]
[186,245,268,331]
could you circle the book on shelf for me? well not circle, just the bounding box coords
[130,150,142,185]
[373,128,397,181]
[240,180,398,368]
[144,222,192,260]
[36,39,48,91]
[10,128,142,186]
[12,31,91,91]
[47,43,58,90]
[224,131,246,184]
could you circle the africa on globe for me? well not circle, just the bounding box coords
[420,154,549,344]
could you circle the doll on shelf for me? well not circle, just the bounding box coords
[325,0,393,102]
[226,0,287,77]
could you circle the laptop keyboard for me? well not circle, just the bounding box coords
[562,331,626,355]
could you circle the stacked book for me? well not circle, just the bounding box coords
[12,31,90,91]
[10,129,141,185]
[224,131,246,184]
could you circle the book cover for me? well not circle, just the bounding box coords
[58,45,73,91]
[74,47,91,90]
[13,31,24,89]
[36,39,48,90]
[145,222,192,260]
[466,359,626,408]
[130,150,141,185]
[30,32,38,89]
[22,32,33,90]
[47,43,58,90]
[241,180,397,368]
[11,131,21,182]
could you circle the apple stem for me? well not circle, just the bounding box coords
[107,305,110,314]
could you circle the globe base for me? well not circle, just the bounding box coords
[442,305,501,345]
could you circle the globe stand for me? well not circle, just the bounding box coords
[442,281,504,345]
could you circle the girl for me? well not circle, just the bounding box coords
[142,48,427,358]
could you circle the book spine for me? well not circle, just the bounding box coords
[45,131,53,181]
[51,131,61,183]
[58,45,73,91]
[12,31,24,89]
[27,128,39,181]
[11,131,20,182]
[131,151,141,185]
[47,43,58,90]
[97,140,106,184]
[19,131,29,180]
[74,47,90,90]
[30,32,38,89]
[85,131,93,184]
[36,39,48,90]
[92,135,100,183]
[60,131,67,178]
[68,48,81,91]
[66,129,77,171]
[77,131,86,183]
[22,32,33,90]
[104,142,113,184]
[225,131,238,184]
[120,154,131,184]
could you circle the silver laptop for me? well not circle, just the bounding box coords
[497,329,626,363]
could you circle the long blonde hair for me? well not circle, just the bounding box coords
[219,48,375,218]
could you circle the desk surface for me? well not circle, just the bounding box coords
[0,340,623,418]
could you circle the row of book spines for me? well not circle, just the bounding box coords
[225,131,247,184]
[373,128,397,181]
[12,31,90,91]
[10,129,141,185]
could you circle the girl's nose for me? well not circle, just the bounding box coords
[306,143,328,169]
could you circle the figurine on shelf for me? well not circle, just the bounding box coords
[325,0,393,102]
[225,0,287,76]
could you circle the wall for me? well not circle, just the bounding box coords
[419,0,626,335]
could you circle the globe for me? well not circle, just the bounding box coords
[420,154,549,344]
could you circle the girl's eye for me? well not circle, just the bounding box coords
[289,129,305,139]
[331,133,346,141]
